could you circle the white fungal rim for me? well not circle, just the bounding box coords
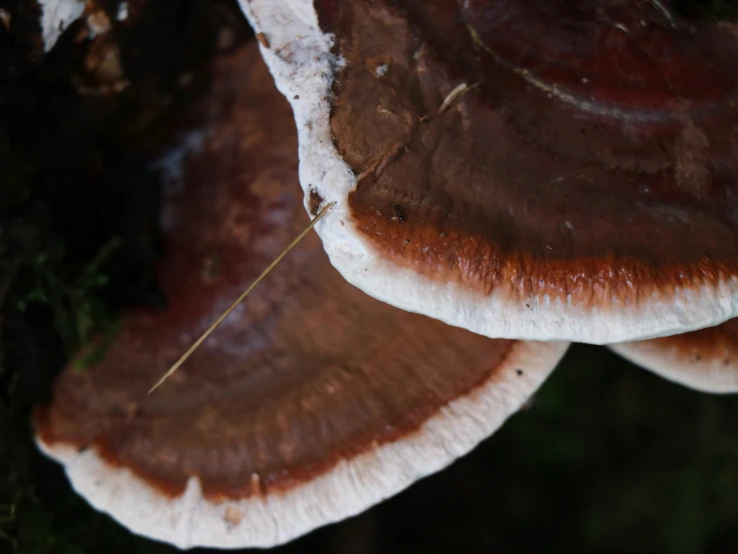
[238,0,738,345]
[37,341,568,549]
[38,0,86,51]
[609,338,738,394]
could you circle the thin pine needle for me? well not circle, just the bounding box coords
[147,201,336,394]
[438,82,479,114]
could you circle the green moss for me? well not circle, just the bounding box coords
[15,236,121,358]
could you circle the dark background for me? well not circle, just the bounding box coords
[3,1,738,553]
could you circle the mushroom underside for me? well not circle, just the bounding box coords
[610,318,738,393]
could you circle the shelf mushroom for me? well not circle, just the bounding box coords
[609,319,738,393]
[34,42,568,549]
[239,0,738,344]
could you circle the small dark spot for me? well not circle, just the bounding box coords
[256,32,270,48]
[515,369,523,376]
[77,445,89,454]
[391,204,405,222]
[293,94,300,100]
[526,304,530,308]
[694,354,701,362]
[308,189,324,216]
[725,359,731,365]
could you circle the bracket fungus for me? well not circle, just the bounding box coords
[240,0,738,344]
[30,1,738,550]
[610,319,738,393]
[34,42,568,549]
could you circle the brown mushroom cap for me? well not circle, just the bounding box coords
[34,42,568,549]
[240,0,738,344]
[609,319,738,393]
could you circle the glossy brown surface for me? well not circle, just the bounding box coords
[321,0,738,305]
[34,42,516,501]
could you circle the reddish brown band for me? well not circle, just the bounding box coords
[320,0,738,306]
[35,42,518,501]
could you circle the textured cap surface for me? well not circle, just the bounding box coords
[35,41,568,549]
[240,0,738,344]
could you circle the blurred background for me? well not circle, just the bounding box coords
[3,1,738,553]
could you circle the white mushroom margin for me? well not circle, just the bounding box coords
[38,0,86,51]
[609,339,738,394]
[37,340,568,549]
[237,0,738,345]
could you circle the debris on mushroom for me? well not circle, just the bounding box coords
[239,0,738,344]
[609,319,738,393]
[85,7,111,38]
[74,36,128,95]
[34,41,569,549]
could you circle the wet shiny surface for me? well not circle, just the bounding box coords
[320,0,738,305]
